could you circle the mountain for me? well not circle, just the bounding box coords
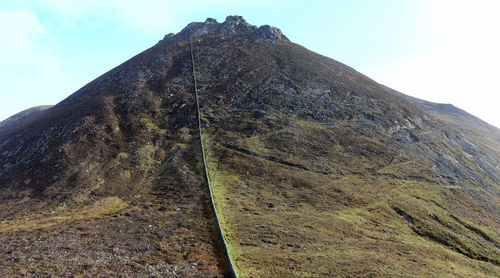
[0,16,499,277]
[0,105,53,132]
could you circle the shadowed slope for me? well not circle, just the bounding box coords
[0,25,230,277]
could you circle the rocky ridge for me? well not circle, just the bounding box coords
[165,15,287,41]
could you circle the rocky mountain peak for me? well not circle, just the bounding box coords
[219,15,255,35]
[170,15,287,41]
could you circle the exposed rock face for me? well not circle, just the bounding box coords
[219,15,256,35]
[257,24,285,40]
[174,15,287,41]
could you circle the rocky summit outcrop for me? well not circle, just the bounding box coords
[0,16,499,277]
[171,15,287,41]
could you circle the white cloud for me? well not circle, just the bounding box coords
[0,8,71,121]
[0,9,50,51]
[29,0,112,19]
[23,0,177,32]
[21,0,287,33]
[107,0,175,32]
[0,1,178,122]
[360,0,500,128]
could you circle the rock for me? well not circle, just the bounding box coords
[219,15,257,35]
[258,25,286,41]
[175,19,219,39]
[162,33,175,41]
[461,138,478,156]
[205,17,218,24]
[173,15,287,41]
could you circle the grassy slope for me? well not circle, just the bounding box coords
[204,123,500,277]
[189,34,500,277]
[0,125,228,277]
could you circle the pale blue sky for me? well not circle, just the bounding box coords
[1,0,499,127]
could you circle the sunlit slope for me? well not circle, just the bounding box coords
[190,33,500,277]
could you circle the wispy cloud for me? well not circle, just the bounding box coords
[21,0,177,32]
[359,0,500,127]
[0,8,50,51]
[0,8,71,114]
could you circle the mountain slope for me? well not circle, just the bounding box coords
[0,16,499,277]
[0,105,53,132]
[400,93,500,160]
[186,23,500,276]
[0,20,235,277]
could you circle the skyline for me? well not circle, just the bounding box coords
[0,0,499,128]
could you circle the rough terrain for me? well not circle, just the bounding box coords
[0,16,499,277]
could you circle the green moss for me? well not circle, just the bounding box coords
[202,132,250,276]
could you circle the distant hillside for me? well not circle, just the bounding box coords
[396,92,500,160]
[0,105,53,132]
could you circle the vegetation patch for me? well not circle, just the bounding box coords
[0,197,128,232]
